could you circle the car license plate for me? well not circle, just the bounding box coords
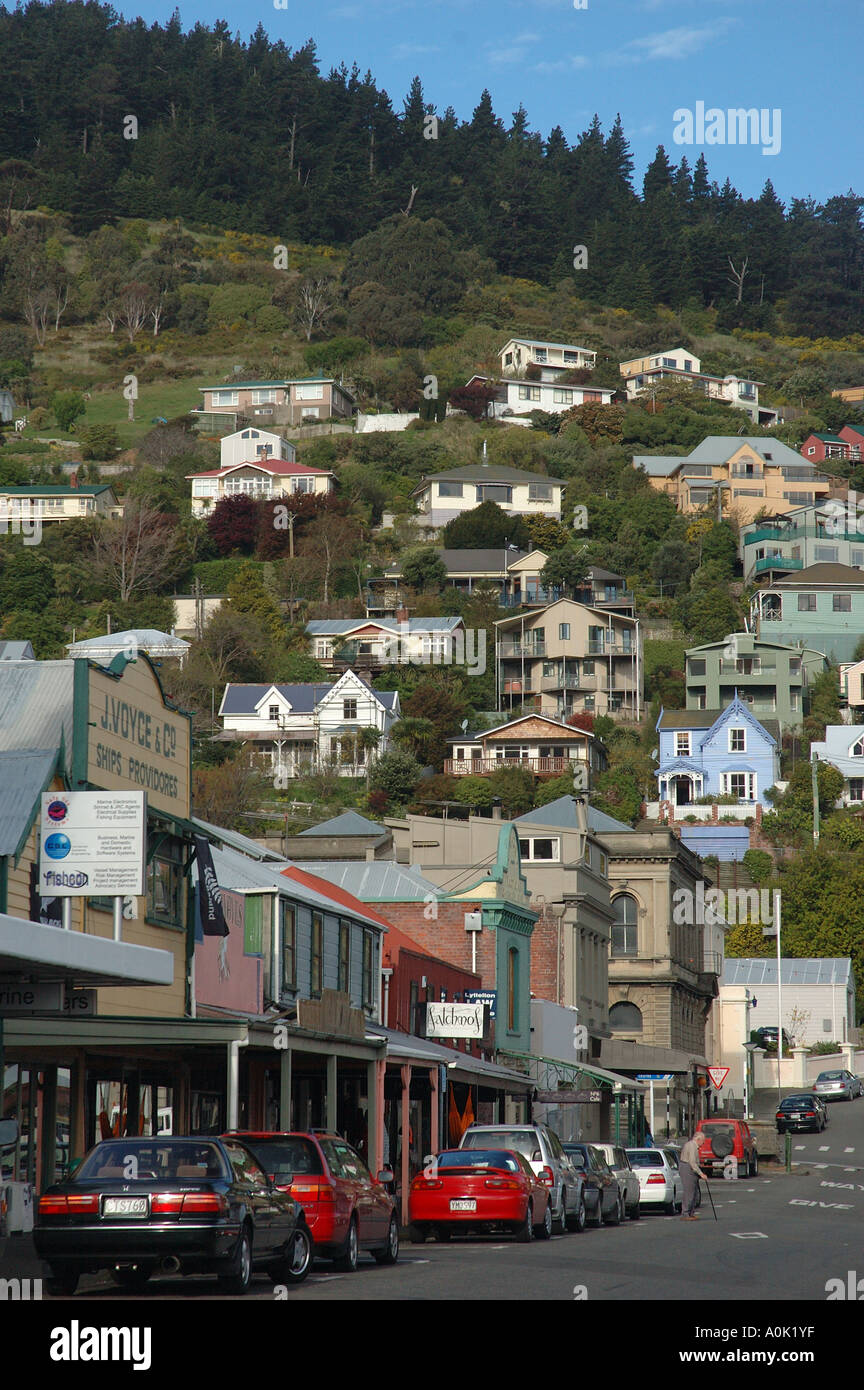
[103,1197,149,1217]
[450,1199,476,1212]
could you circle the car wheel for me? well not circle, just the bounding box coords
[47,1267,80,1297]
[568,1196,586,1233]
[751,1150,759,1176]
[110,1265,153,1291]
[535,1200,553,1240]
[435,1225,452,1242]
[588,1198,603,1228]
[408,1222,428,1244]
[605,1194,623,1226]
[334,1216,359,1272]
[629,1198,641,1221]
[218,1226,252,1295]
[515,1201,534,1243]
[373,1214,399,1266]
[662,1198,675,1214]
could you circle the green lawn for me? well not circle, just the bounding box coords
[73,378,207,448]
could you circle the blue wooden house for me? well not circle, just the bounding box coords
[655,697,780,808]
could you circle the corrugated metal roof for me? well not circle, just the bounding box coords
[199,843,390,932]
[297,811,387,838]
[414,464,566,486]
[306,618,461,635]
[220,682,398,715]
[66,629,190,658]
[293,860,441,901]
[191,817,288,862]
[0,661,75,772]
[722,958,853,987]
[515,795,633,834]
[0,748,59,857]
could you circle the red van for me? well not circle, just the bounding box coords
[693,1119,758,1177]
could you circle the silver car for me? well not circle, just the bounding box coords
[813,1069,861,1102]
[459,1123,586,1233]
[593,1143,641,1220]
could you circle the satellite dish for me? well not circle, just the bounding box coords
[651,748,659,762]
[461,718,469,733]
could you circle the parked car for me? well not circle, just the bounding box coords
[34,1136,311,1296]
[593,1143,641,1220]
[693,1119,759,1177]
[409,1148,553,1243]
[775,1094,827,1133]
[222,1130,397,1272]
[813,1070,861,1102]
[625,1147,682,1213]
[753,1026,792,1051]
[563,1143,622,1226]
[459,1123,585,1232]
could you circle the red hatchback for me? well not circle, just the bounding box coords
[409,1148,553,1243]
[223,1131,398,1272]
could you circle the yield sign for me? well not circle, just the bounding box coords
[708,1067,730,1089]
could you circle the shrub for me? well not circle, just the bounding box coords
[78,424,119,460]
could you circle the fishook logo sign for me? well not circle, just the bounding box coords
[39,792,146,898]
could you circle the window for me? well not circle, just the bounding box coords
[362,930,374,1008]
[148,835,184,927]
[211,390,238,406]
[807,446,815,456]
[728,773,748,799]
[518,837,560,862]
[507,947,518,1031]
[338,921,350,992]
[675,732,691,757]
[852,550,864,567]
[296,384,323,400]
[517,386,541,402]
[849,779,864,802]
[529,483,554,501]
[563,351,578,364]
[437,481,463,498]
[814,546,839,562]
[833,593,851,612]
[583,660,594,676]
[552,389,573,406]
[611,895,638,956]
[291,476,315,494]
[533,348,547,362]
[281,902,296,991]
[729,727,746,753]
[798,594,816,612]
[251,389,276,404]
[269,703,280,720]
[688,659,706,677]
[559,623,570,641]
[343,698,357,720]
[477,485,512,504]
[504,352,513,366]
[311,913,323,997]
[609,1002,642,1033]
[851,737,864,757]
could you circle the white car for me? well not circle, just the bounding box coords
[593,1143,641,1219]
[625,1147,682,1213]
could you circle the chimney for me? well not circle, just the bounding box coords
[491,797,503,821]
[396,606,409,622]
[70,471,78,489]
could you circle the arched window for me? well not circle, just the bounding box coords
[611,894,638,956]
[609,1002,643,1033]
[508,947,518,1031]
[851,737,864,757]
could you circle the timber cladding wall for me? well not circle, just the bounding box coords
[84,657,191,819]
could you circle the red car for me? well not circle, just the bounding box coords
[223,1131,398,1272]
[409,1148,553,1243]
[693,1120,759,1178]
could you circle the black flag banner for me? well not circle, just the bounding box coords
[194,835,228,937]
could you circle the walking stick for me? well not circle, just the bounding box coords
[701,1176,718,1222]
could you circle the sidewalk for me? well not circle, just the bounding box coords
[0,1234,43,1281]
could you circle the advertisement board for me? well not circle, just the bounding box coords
[426,1001,484,1039]
[39,791,146,897]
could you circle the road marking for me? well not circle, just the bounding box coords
[819,1145,830,1151]
[845,1168,858,1173]
[730,1232,767,1239]
[794,1145,806,1151]
[309,1275,344,1283]
[845,1147,855,1153]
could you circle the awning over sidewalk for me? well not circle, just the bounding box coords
[367,1024,534,1092]
[0,913,174,989]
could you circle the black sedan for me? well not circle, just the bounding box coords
[34,1136,312,1296]
[775,1094,828,1134]
[562,1143,623,1226]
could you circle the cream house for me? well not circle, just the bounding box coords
[635,436,832,522]
[0,483,122,525]
[465,374,614,420]
[496,598,642,720]
[186,457,333,516]
[412,465,566,529]
[444,713,606,782]
[620,349,776,426]
[499,338,597,379]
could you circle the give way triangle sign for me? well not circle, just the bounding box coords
[708,1067,730,1089]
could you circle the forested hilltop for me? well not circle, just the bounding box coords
[1,1,863,337]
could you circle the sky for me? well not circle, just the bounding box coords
[111,0,861,205]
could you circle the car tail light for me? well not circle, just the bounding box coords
[291,1182,335,1203]
[412,1178,443,1190]
[39,1194,69,1215]
[804,1112,815,1118]
[775,1113,784,1120]
[538,1166,555,1186]
[484,1178,521,1190]
[180,1192,227,1216]
[646,1174,666,1184]
[67,1193,100,1213]
[151,1193,185,1215]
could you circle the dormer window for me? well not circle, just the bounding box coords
[851,737,864,757]
[269,704,280,720]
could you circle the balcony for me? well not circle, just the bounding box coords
[718,661,777,675]
[445,756,583,776]
[587,640,635,656]
[754,555,803,574]
[502,679,538,695]
[499,641,546,658]
[540,674,584,691]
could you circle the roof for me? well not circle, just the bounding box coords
[280,864,394,931]
[199,377,350,390]
[219,681,399,716]
[296,811,387,838]
[199,843,390,932]
[292,860,443,901]
[0,660,76,772]
[413,464,566,488]
[774,562,864,586]
[187,461,329,479]
[0,748,60,858]
[66,629,190,658]
[191,816,288,862]
[479,714,596,742]
[656,707,781,741]
[500,338,595,353]
[633,454,686,477]
[305,618,461,636]
[722,958,853,987]
[515,795,634,834]
[0,484,114,497]
[0,642,34,661]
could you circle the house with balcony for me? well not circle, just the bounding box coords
[216,671,400,779]
[411,465,566,530]
[499,338,597,379]
[809,725,864,806]
[800,425,864,465]
[444,714,606,782]
[619,348,776,426]
[750,562,864,664]
[839,659,864,714]
[495,599,642,720]
[306,616,465,675]
[464,374,615,422]
[187,428,333,516]
[0,482,122,525]
[634,437,832,522]
[653,699,780,810]
[738,500,864,584]
[684,633,826,731]
[194,377,355,429]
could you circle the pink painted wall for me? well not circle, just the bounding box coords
[194,889,263,1013]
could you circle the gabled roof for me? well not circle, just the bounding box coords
[773,562,864,586]
[495,596,637,630]
[0,484,115,497]
[292,860,441,901]
[186,461,330,479]
[479,714,596,741]
[500,338,596,353]
[219,679,398,717]
[67,629,190,659]
[515,794,633,834]
[658,698,779,749]
[413,464,566,489]
[280,864,392,931]
[0,748,62,858]
[296,811,387,838]
[305,618,462,636]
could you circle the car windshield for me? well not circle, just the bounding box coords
[239,1137,323,1178]
[438,1151,521,1172]
[627,1151,665,1167]
[461,1130,538,1161]
[817,1072,843,1081]
[77,1140,226,1181]
[564,1146,587,1167]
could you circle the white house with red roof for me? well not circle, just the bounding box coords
[187,427,334,516]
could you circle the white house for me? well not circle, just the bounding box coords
[809,724,864,804]
[217,670,400,779]
[499,338,597,380]
[219,428,296,469]
[412,464,566,529]
[306,616,465,674]
[465,374,615,420]
[186,452,334,516]
[721,958,856,1047]
[839,660,864,714]
[618,348,775,426]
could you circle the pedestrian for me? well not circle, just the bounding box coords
[678,1129,709,1220]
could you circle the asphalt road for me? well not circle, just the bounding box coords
[45,1096,864,1303]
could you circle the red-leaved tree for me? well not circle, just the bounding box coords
[206,495,261,556]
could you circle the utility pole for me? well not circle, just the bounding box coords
[811,750,820,844]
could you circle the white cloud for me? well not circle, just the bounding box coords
[626,22,735,61]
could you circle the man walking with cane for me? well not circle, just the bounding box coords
[679,1129,709,1220]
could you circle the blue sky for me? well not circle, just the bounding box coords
[114,0,860,204]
